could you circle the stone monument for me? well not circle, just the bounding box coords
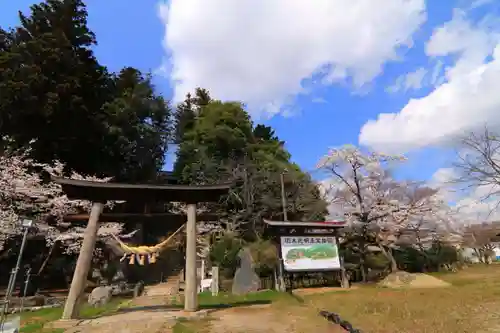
[231,248,260,295]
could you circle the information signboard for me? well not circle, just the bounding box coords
[280,236,341,272]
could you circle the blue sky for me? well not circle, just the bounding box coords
[2,0,500,189]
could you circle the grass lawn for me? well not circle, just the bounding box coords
[196,289,285,307]
[169,289,287,310]
[13,298,127,333]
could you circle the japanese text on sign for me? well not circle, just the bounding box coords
[282,236,334,246]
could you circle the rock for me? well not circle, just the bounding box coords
[378,271,451,289]
[231,248,260,295]
[87,286,112,307]
[133,281,144,297]
[111,269,126,282]
[109,282,128,296]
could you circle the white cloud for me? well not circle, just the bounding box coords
[469,0,495,10]
[387,59,447,94]
[430,167,456,188]
[311,97,327,104]
[387,67,428,93]
[359,9,500,154]
[429,60,446,86]
[431,167,500,222]
[158,0,426,117]
[452,185,500,222]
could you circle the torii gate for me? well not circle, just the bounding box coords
[52,177,231,319]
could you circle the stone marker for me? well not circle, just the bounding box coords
[211,266,219,296]
[133,281,145,298]
[87,286,112,307]
[231,248,260,295]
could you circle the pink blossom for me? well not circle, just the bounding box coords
[0,141,122,253]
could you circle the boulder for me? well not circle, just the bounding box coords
[87,286,112,307]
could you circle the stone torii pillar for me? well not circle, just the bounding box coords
[61,202,103,319]
[184,203,198,311]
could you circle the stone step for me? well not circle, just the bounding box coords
[143,274,182,297]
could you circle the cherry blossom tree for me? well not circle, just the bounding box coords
[378,182,462,270]
[462,222,500,263]
[317,145,459,277]
[0,141,123,255]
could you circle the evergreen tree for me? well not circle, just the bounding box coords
[173,93,196,144]
[0,0,172,181]
[173,92,328,238]
[102,67,172,182]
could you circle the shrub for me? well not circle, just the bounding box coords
[247,239,278,276]
[209,234,243,278]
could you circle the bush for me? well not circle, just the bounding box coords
[209,234,243,278]
[394,242,464,273]
[394,246,427,272]
[365,252,390,270]
[247,239,278,276]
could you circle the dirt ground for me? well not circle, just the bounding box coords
[47,282,183,333]
[292,286,358,297]
[58,298,336,333]
[64,310,176,333]
[178,303,339,333]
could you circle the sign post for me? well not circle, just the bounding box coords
[263,220,347,291]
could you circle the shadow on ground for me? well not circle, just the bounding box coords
[110,299,273,315]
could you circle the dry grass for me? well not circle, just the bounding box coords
[176,265,500,333]
[305,264,500,333]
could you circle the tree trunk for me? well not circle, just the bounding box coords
[379,244,398,272]
[360,263,367,283]
[389,249,398,272]
[359,237,368,283]
[473,248,484,263]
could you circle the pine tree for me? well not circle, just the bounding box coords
[173,93,196,144]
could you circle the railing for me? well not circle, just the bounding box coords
[319,310,362,333]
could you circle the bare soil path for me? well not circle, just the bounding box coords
[204,303,339,333]
[60,279,183,333]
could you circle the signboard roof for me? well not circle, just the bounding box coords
[263,219,346,228]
